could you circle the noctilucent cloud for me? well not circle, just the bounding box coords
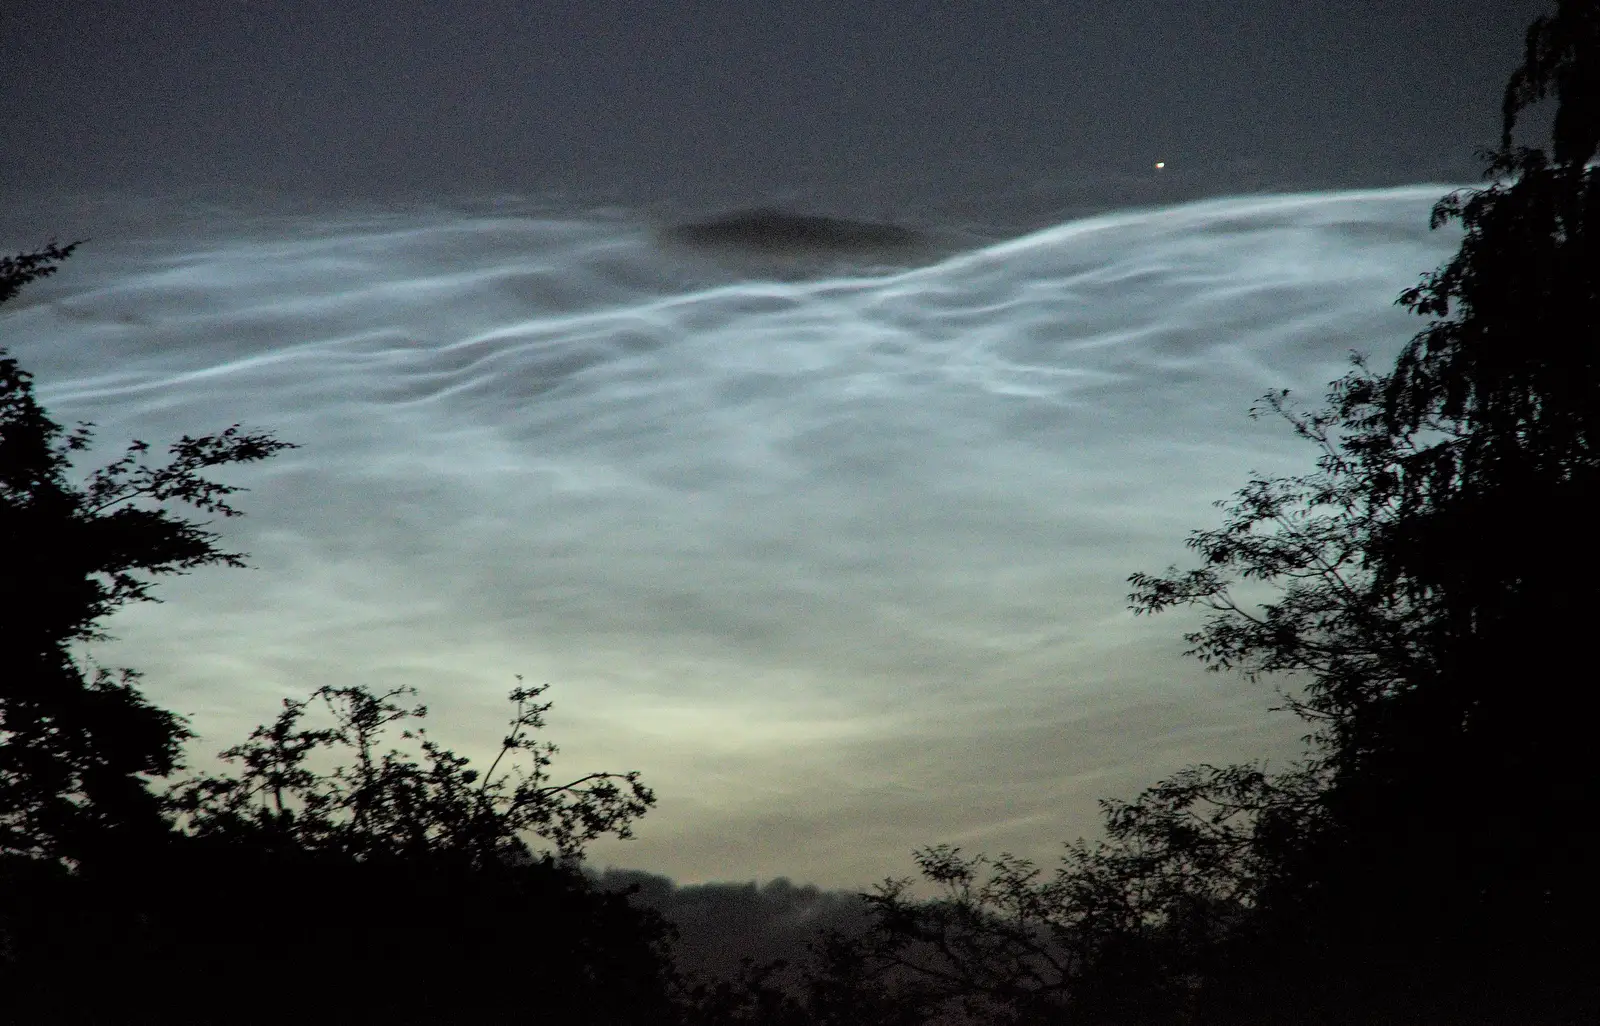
[0,1,1549,888]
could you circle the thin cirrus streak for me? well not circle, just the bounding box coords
[4,184,1460,888]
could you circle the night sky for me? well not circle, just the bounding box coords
[0,3,1555,890]
[3,2,1547,222]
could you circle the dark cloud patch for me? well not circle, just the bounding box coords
[661,208,926,255]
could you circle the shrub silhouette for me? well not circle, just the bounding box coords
[167,680,655,867]
[3,677,678,1024]
[2,837,683,1025]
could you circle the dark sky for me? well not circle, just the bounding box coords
[2,1,1552,225]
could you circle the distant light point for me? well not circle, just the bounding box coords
[1154,161,1166,170]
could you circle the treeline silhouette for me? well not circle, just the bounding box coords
[3,3,1597,1022]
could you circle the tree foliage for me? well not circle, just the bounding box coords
[0,244,681,1024]
[167,679,656,867]
[782,4,1600,1023]
[0,243,296,864]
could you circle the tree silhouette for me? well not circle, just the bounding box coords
[21,682,675,1024]
[1132,0,1598,1007]
[1135,2,1599,1017]
[0,243,296,865]
[764,764,1322,1025]
[789,4,1600,1023]
[167,679,655,867]
[0,246,682,1024]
